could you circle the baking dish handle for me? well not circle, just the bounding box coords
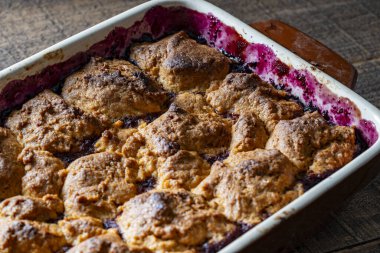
[251,20,357,89]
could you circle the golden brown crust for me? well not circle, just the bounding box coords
[266,112,356,176]
[58,216,106,246]
[62,152,138,219]
[194,149,303,225]
[67,231,130,253]
[230,113,268,153]
[130,31,230,92]
[62,57,168,125]
[206,73,303,132]
[157,150,210,190]
[20,148,67,198]
[0,218,67,253]
[0,127,24,199]
[94,121,138,155]
[5,90,103,154]
[117,190,235,252]
[142,93,231,157]
[0,195,63,222]
[0,31,360,252]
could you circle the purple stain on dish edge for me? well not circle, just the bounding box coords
[0,5,377,146]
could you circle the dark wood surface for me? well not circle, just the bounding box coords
[1,1,379,252]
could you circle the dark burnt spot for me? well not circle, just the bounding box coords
[103,219,119,230]
[137,177,156,194]
[302,170,336,191]
[54,136,98,166]
[201,151,229,165]
[200,223,253,253]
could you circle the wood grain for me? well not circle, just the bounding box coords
[1,0,380,252]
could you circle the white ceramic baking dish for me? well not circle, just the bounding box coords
[1,0,380,252]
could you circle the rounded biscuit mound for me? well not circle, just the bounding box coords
[62,57,168,125]
[67,231,130,253]
[5,90,103,154]
[62,152,138,219]
[94,122,138,155]
[117,190,236,252]
[58,216,106,246]
[0,194,63,222]
[142,93,232,157]
[20,148,67,198]
[266,111,356,176]
[206,73,303,132]
[194,149,303,225]
[130,31,231,92]
[157,150,211,190]
[230,113,268,153]
[0,127,24,199]
[0,218,67,253]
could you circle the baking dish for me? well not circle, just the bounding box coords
[1,0,380,252]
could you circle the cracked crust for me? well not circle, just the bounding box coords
[0,195,63,222]
[157,150,211,190]
[230,113,269,153]
[117,190,236,252]
[0,127,24,199]
[130,31,230,92]
[0,218,67,253]
[20,148,67,198]
[62,152,138,219]
[62,57,168,125]
[5,90,103,154]
[58,216,106,246]
[194,149,303,225]
[266,112,356,176]
[206,73,303,132]
[142,93,231,157]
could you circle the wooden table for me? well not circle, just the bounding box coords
[1,0,379,252]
